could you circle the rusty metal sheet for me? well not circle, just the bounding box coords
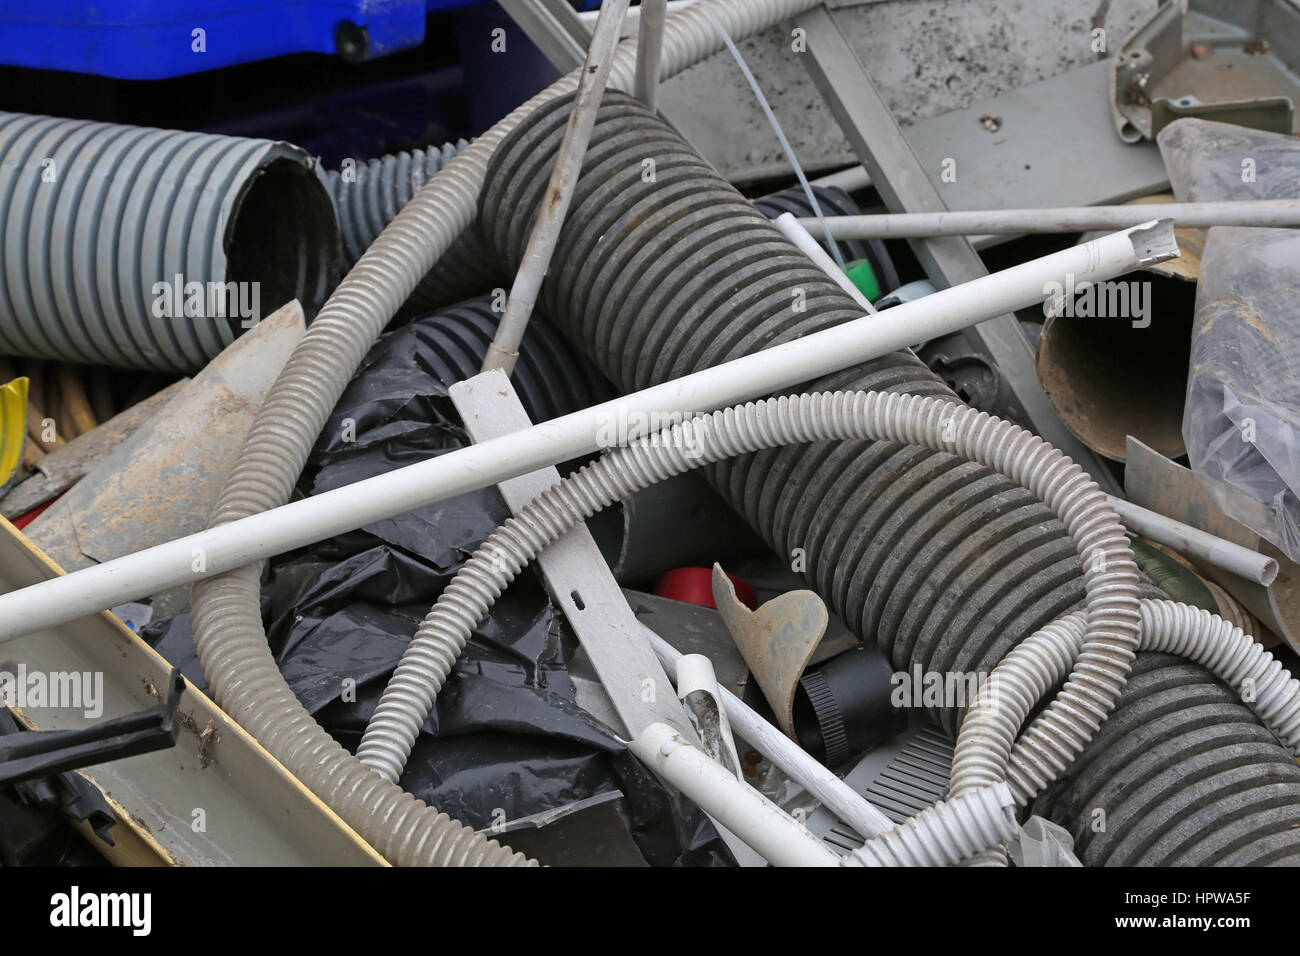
[1125,435,1300,652]
[711,563,828,739]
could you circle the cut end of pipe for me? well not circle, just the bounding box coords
[1127,218,1180,267]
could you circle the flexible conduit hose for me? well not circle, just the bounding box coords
[356,390,1141,806]
[477,89,1300,864]
[950,600,1300,864]
[188,0,832,867]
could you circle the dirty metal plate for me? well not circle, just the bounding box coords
[1125,436,1300,653]
[0,519,385,866]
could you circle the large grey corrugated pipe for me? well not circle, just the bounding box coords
[477,90,1300,864]
[323,145,505,311]
[0,112,339,371]
[188,0,828,867]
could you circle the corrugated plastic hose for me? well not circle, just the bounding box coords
[950,601,1300,864]
[356,390,1143,803]
[188,0,831,867]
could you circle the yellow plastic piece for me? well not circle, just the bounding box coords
[0,376,29,487]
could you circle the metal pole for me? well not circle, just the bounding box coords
[1107,495,1280,587]
[633,0,668,109]
[796,199,1300,240]
[481,0,632,375]
[0,222,1176,641]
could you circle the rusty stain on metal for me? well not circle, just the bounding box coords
[711,562,827,740]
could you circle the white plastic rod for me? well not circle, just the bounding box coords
[796,199,1300,239]
[774,212,876,313]
[481,0,632,375]
[0,221,1177,642]
[633,0,668,109]
[1107,494,1279,587]
[644,624,894,838]
[627,722,842,866]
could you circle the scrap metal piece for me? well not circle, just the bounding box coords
[0,380,186,520]
[1125,436,1300,653]
[0,517,384,865]
[27,301,304,616]
[1111,0,1300,142]
[497,0,592,73]
[796,4,1122,494]
[712,563,828,740]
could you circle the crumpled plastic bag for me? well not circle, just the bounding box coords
[144,306,732,865]
[1158,119,1300,561]
[1183,228,1300,562]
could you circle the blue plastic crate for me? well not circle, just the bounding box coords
[0,0,482,79]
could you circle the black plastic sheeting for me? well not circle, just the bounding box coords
[144,304,733,866]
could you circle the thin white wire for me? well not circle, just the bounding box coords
[698,0,849,272]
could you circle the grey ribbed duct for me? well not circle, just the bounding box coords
[477,90,1300,864]
[324,146,504,310]
[0,112,339,371]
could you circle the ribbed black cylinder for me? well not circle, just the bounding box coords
[1031,654,1300,866]
[479,91,1300,863]
[406,298,613,422]
[324,146,505,312]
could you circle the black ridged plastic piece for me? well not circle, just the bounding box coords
[325,145,505,312]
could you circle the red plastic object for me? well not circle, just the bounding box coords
[11,495,59,530]
[653,567,758,611]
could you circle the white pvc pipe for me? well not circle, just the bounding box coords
[774,212,876,313]
[645,624,894,838]
[481,0,632,375]
[797,199,1300,239]
[627,722,841,866]
[675,652,743,778]
[633,0,668,108]
[1106,494,1279,587]
[0,221,1176,642]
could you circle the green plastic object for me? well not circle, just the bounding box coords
[845,258,881,303]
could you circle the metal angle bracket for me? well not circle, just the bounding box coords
[497,0,594,74]
[449,370,766,866]
[796,4,1123,494]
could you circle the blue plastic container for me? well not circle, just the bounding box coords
[0,0,480,79]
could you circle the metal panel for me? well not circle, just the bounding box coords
[0,519,385,866]
[796,5,1122,493]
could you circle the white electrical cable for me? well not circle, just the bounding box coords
[698,0,847,271]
